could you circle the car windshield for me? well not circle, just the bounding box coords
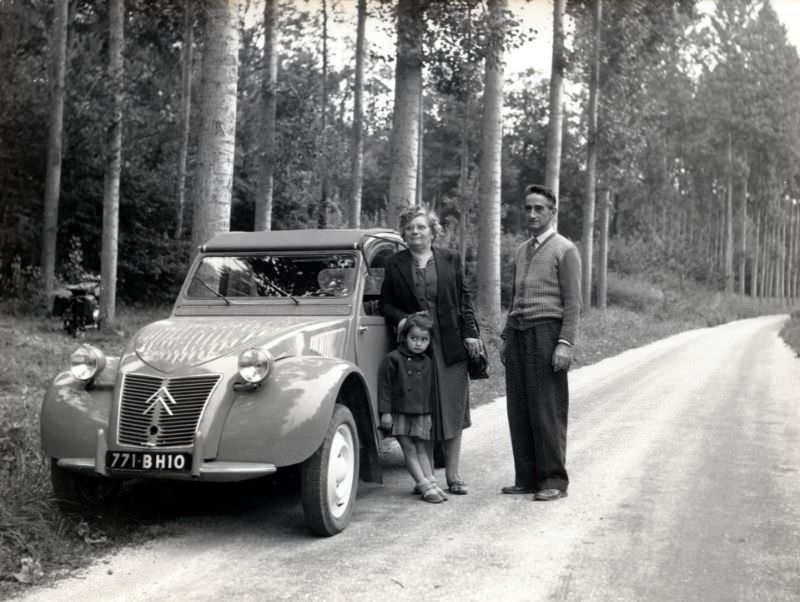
[186,253,358,300]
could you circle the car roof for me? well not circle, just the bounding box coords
[199,228,402,252]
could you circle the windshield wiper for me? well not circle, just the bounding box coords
[191,275,230,305]
[268,282,299,304]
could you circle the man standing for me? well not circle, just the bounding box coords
[500,184,581,501]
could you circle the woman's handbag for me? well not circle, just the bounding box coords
[468,339,489,380]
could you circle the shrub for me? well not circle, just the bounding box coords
[608,237,661,275]
[0,256,48,315]
[605,271,665,312]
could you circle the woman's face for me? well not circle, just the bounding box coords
[403,215,434,251]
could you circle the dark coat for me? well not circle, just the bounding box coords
[379,246,479,366]
[378,346,433,415]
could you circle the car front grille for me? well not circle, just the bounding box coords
[118,373,221,448]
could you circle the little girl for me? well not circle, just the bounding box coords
[378,312,446,503]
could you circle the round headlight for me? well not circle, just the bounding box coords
[70,344,106,382]
[238,348,273,383]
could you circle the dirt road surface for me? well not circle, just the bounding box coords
[16,315,800,601]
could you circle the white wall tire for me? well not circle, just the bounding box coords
[301,404,360,536]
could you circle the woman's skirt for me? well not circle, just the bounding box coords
[430,337,471,441]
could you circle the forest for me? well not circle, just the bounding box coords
[1,0,800,328]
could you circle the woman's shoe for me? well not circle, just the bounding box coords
[447,478,468,495]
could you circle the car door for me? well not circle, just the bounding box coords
[355,243,396,409]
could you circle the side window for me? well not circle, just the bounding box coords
[362,244,394,314]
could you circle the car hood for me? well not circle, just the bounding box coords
[132,316,349,372]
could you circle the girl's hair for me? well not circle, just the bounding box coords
[399,311,434,340]
[397,205,444,241]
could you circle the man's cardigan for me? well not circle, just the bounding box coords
[503,232,582,345]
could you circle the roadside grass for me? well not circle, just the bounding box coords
[0,288,797,598]
[0,306,168,597]
[779,309,800,357]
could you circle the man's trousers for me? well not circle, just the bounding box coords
[504,320,569,492]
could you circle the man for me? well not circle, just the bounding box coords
[500,184,581,501]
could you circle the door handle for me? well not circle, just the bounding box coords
[358,326,368,334]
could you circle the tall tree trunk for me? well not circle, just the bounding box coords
[738,159,747,295]
[766,219,775,297]
[41,0,68,298]
[790,201,798,298]
[581,0,601,309]
[418,81,424,210]
[778,200,786,298]
[456,5,473,264]
[792,205,800,299]
[255,0,277,231]
[759,212,768,297]
[724,132,734,292]
[476,0,505,328]
[348,0,366,228]
[318,0,329,228]
[175,0,193,239]
[597,189,611,309]
[544,0,565,209]
[458,92,470,265]
[714,192,728,274]
[191,0,240,250]
[387,0,424,228]
[100,0,124,325]
[751,206,760,298]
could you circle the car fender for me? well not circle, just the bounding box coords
[40,359,119,460]
[216,356,371,467]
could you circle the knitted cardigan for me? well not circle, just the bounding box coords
[504,232,582,344]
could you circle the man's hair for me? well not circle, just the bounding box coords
[399,311,434,340]
[523,184,557,208]
[397,205,444,241]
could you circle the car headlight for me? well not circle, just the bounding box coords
[70,344,106,382]
[238,348,273,383]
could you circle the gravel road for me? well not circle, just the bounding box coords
[16,314,800,601]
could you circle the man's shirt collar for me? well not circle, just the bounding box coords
[533,227,556,246]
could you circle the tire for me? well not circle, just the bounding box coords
[50,459,121,509]
[300,404,360,536]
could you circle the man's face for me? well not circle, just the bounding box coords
[524,193,556,237]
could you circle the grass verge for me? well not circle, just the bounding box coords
[779,309,800,357]
[0,306,168,598]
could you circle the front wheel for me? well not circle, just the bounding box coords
[300,404,360,536]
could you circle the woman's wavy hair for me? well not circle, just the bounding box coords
[397,205,444,242]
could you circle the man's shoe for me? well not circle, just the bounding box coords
[533,488,567,501]
[501,485,534,494]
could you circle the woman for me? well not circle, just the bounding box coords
[380,206,481,495]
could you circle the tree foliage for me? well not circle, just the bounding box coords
[1,0,799,309]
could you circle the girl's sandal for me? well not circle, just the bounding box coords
[419,482,445,504]
[413,481,448,500]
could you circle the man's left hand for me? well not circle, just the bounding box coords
[552,342,573,372]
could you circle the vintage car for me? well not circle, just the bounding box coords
[40,228,405,536]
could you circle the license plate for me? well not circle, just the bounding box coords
[106,451,191,472]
